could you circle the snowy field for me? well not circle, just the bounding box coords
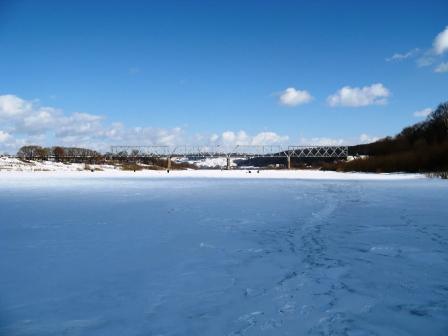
[0,175,447,335]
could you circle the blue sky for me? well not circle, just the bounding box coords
[0,0,447,152]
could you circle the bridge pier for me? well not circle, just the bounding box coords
[167,156,172,170]
[287,155,291,170]
[226,156,231,170]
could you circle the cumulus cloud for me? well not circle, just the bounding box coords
[0,94,293,153]
[0,94,32,118]
[55,113,104,138]
[0,130,10,143]
[279,87,313,107]
[252,132,289,145]
[215,130,288,147]
[221,130,249,145]
[413,107,433,118]
[386,27,448,72]
[0,93,389,155]
[327,83,390,107]
[433,26,448,55]
[386,48,419,62]
[298,137,346,146]
[17,107,61,134]
[0,94,189,152]
[416,26,448,68]
[359,133,379,144]
[296,133,381,146]
[209,133,219,142]
[434,62,448,73]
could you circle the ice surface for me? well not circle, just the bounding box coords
[0,169,424,181]
[0,176,447,335]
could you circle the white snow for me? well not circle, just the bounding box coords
[0,176,446,335]
[0,156,116,172]
[179,157,240,168]
[0,169,424,181]
[0,156,425,180]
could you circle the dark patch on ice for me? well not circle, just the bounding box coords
[278,271,298,285]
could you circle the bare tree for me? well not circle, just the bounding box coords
[35,147,49,160]
[17,146,42,160]
[53,146,65,162]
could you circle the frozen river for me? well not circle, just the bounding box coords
[0,175,447,335]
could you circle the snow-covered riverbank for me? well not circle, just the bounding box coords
[0,157,426,180]
[0,156,116,172]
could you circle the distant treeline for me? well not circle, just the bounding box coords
[17,146,101,161]
[326,101,448,173]
[15,145,194,170]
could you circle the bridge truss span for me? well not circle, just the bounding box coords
[110,145,348,170]
[287,145,348,158]
[110,145,348,159]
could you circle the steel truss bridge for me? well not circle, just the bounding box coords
[110,145,348,169]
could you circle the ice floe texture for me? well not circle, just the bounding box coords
[0,176,447,335]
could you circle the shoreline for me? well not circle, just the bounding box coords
[0,169,425,180]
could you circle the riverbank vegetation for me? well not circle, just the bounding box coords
[326,102,448,173]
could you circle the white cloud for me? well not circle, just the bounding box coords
[1,94,384,153]
[0,94,32,118]
[0,94,188,152]
[18,107,60,134]
[433,26,448,55]
[218,133,377,148]
[55,112,104,138]
[417,27,448,68]
[213,130,288,147]
[0,130,10,143]
[434,62,448,73]
[279,87,313,107]
[386,48,419,62]
[417,51,436,67]
[327,83,390,107]
[71,112,103,123]
[413,107,433,118]
[298,137,346,146]
[209,133,219,142]
[251,132,289,145]
[0,94,293,153]
[296,133,381,146]
[359,133,379,143]
[221,131,250,145]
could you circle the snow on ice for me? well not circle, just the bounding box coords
[0,174,447,335]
